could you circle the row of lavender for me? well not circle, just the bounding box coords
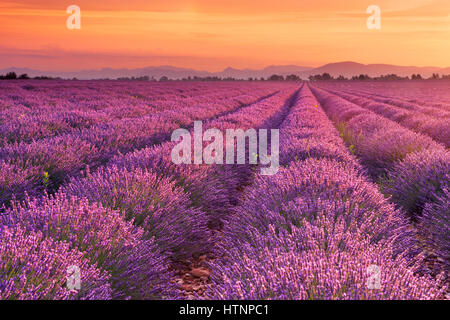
[0,84,299,299]
[338,89,450,118]
[108,85,299,225]
[0,81,278,149]
[316,81,450,112]
[317,86,450,147]
[310,84,449,276]
[205,85,445,299]
[0,82,286,208]
[0,81,256,144]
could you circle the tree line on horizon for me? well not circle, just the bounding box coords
[0,72,66,80]
[1,71,450,82]
[308,72,448,81]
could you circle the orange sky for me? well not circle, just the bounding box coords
[0,0,449,70]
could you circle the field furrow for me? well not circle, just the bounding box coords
[0,85,291,207]
[1,84,300,299]
[341,89,450,118]
[205,84,443,300]
[310,84,449,277]
[317,86,450,147]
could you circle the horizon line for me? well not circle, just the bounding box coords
[2,60,450,73]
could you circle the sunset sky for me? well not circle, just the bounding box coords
[0,0,449,71]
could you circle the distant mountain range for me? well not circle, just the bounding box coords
[1,62,449,80]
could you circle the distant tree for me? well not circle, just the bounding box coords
[5,72,17,79]
[18,73,30,79]
[286,74,301,81]
[358,74,371,80]
[117,76,150,81]
[1,72,19,79]
[336,75,347,81]
[31,75,61,80]
[268,74,284,81]
[349,74,371,81]
[375,74,408,81]
[429,73,440,80]
[411,74,423,80]
[309,73,333,81]
[322,73,332,80]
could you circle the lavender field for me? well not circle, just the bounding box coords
[0,80,448,300]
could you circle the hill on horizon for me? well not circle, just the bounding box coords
[1,62,449,80]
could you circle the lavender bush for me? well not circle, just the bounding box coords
[385,149,449,215]
[1,192,176,299]
[62,166,210,258]
[205,85,443,300]
[419,177,449,274]
[0,226,112,300]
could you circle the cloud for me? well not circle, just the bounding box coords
[0,45,264,71]
[0,0,449,69]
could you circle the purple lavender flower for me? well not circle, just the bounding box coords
[0,226,112,300]
[62,166,210,259]
[2,192,177,299]
[385,149,449,215]
[419,177,449,274]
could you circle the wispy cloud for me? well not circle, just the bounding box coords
[0,0,449,69]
